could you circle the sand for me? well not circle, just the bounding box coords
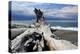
[9,28,27,40]
[53,30,78,45]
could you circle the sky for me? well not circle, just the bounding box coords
[9,1,78,20]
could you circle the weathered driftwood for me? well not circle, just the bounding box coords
[11,28,44,52]
[11,28,35,51]
[10,25,77,52]
[38,25,77,50]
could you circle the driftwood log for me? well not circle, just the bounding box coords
[10,25,77,52]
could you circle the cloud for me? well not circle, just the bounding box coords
[11,1,78,19]
[44,6,78,18]
[12,2,35,16]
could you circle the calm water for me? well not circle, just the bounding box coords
[46,20,78,27]
[11,20,78,27]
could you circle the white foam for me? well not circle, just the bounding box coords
[51,26,78,31]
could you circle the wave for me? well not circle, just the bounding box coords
[51,26,78,31]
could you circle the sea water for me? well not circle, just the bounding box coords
[11,20,78,31]
[11,20,77,27]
